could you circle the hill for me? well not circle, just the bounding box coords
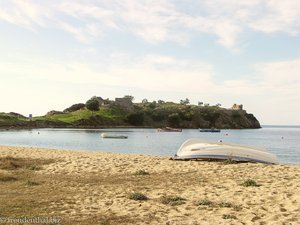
[0,97,261,129]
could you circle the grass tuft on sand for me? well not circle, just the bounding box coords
[0,157,54,170]
[241,179,260,187]
[218,201,234,208]
[134,169,150,176]
[128,192,148,201]
[160,195,186,206]
[222,158,238,164]
[222,214,237,219]
[0,174,17,182]
[196,199,213,206]
[26,180,40,186]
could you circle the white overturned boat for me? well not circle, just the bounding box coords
[101,133,128,139]
[172,139,278,164]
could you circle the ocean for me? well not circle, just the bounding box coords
[0,126,299,164]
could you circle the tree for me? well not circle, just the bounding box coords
[142,99,148,104]
[126,112,144,126]
[148,101,156,109]
[86,98,99,112]
[168,113,181,127]
[216,103,222,107]
[157,100,165,104]
[180,98,190,105]
[198,101,203,106]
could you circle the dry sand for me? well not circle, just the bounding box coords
[0,145,299,225]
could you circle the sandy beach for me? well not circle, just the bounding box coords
[0,145,299,225]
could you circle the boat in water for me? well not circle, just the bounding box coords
[157,127,182,132]
[101,133,128,139]
[172,139,278,164]
[199,128,221,133]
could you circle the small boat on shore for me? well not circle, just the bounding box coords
[199,128,221,132]
[101,133,128,139]
[157,127,182,132]
[172,139,278,164]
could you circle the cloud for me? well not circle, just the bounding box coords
[1,0,299,49]
[249,1,300,35]
[1,52,300,123]
[0,0,51,30]
[3,52,299,99]
[256,59,300,97]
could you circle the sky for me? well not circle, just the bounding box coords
[0,0,300,125]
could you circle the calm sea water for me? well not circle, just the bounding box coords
[0,126,299,164]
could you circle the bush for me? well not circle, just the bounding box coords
[218,201,234,208]
[168,113,181,127]
[126,112,144,126]
[28,165,41,171]
[202,111,220,126]
[86,98,100,111]
[197,199,213,206]
[0,175,17,182]
[151,112,165,122]
[46,110,64,116]
[128,192,148,201]
[26,180,39,186]
[232,111,242,119]
[179,111,193,121]
[134,170,150,176]
[222,214,237,220]
[160,195,186,206]
[63,103,85,113]
[241,179,259,187]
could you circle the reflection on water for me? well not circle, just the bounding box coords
[0,126,299,164]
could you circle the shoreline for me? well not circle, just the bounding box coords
[0,125,262,130]
[1,145,300,224]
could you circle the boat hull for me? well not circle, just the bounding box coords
[173,139,278,164]
[101,133,128,139]
[199,129,221,132]
[158,127,182,132]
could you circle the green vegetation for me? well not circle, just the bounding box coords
[63,103,85,113]
[134,170,150,176]
[26,180,40,186]
[196,199,242,212]
[128,192,148,201]
[0,96,261,129]
[160,195,186,206]
[218,201,234,208]
[196,199,213,206]
[222,214,237,220]
[0,175,17,182]
[126,112,144,126]
[0,112,28,127]
[0,157,54,170]
[222,158,238,164]
[28,164,41,171]
[86,97,100,111]
[241,179,260,187]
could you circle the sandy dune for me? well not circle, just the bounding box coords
[0,145,299,224]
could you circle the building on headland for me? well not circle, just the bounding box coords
[114,97,134,111]
[231,104,243,110]
[94,96,134,111]
[95,97,110,106]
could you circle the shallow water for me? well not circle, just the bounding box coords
[0,126,299,164]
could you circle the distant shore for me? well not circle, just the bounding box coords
[0,145,299,224]
[0,125,261,130]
